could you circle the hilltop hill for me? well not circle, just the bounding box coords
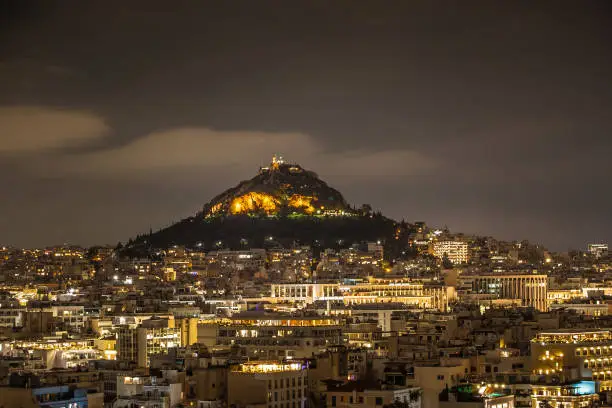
[126,156,405,252]
[202,155,352,218]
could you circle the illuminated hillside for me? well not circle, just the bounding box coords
[203,156,355,218]
[127,156,402,251]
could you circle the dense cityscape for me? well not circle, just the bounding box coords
[0,156,610,408]
[2,2,611,408]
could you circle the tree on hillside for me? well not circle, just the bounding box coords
[441,253,454,269]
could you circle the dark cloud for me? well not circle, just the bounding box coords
[0,0,610,249]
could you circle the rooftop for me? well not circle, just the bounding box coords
[328,379,418,393]
[232,361,305,374]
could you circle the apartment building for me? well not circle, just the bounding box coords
[531,329,612,392]
[326,380,421,408]
[531,382,599,408]
[197,313,343,359]
[228,361,308,408]
[116,318,181,368]
[114,374,182,408]
[432,241,469,265]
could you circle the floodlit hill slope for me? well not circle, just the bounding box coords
[127,156,405,252]
[202,156,351,218]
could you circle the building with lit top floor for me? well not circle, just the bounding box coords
[530,381,598,408]
[114,373,182,408]
[531,329,612,392]
[228,361,307,408]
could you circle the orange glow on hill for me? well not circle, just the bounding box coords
[230,192,280,214]
[208,202,222,215]
[288,194,315,214]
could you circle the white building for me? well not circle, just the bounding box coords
[269,280,451,312]
[432,241,469,264]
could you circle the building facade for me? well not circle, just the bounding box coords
[459,274,548,311]
[228,361,308,408]
[432,241,469,265]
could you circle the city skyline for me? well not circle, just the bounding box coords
[1,1,611,249]
[2,4,612,408]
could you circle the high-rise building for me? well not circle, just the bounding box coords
[116,318,181,368]
[116,326,138,365]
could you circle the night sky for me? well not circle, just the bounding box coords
[1,1,610,250]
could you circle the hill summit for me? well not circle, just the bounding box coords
[128,156,402,251]
[203,155,354,219]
